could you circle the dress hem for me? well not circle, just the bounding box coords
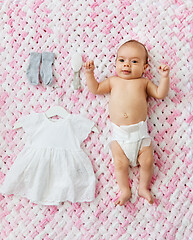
[0,191,95,205]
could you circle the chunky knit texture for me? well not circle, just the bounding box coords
[0,0,193,239]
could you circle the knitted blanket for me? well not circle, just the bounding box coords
[0,0,193,239]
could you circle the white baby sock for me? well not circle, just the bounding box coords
[26,52,41,85]
[40,52,54,86]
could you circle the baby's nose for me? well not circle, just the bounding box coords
[124,61,130,67]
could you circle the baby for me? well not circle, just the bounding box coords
[83,40,170,206]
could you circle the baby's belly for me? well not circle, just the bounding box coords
[109,102,148,126]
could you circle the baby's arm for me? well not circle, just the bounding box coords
[147,64,170,99]
[84,60,111,95]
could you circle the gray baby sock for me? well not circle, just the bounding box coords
[26,52,41,85]
[40,52,54,86]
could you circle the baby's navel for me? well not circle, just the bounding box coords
[123,113,128,118]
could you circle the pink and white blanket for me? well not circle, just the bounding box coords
[0,0,193,239]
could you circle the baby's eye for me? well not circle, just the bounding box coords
[131,60,138,63]
[119,59,124,62]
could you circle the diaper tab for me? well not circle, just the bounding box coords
[138,120,149,139]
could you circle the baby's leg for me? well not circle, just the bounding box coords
[138,143,154,204]
[111,141,131,206]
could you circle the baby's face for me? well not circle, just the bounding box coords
[115,43,148,80]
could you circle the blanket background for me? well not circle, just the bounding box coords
[0,0,193,239]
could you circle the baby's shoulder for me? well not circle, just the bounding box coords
[140,77,149,82]
[107,76,121,85]
[107,76,118,81]
[140,77,150,86]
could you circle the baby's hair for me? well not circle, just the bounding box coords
[119,40,148,64]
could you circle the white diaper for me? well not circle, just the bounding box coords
[111,120,151,167]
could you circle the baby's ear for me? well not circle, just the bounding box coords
[144,64,148,72]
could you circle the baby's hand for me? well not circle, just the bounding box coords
[158,64,170,77]
[83,60,95,73]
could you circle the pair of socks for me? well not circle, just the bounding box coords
[26,52,54,86]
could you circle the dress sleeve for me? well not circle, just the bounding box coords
[17,112,41,134]
[72,114,95,143]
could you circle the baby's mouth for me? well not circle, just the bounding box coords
[122,70,131,74]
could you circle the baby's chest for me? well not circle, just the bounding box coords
[112,82,146,98]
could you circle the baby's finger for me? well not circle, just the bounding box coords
[159,65,165,70]
[88,60,94,67]
[85,60,93,68]
[159,64,169,71]
[84,61,91,69]
[163,65,169,71]
[85,61,89,68]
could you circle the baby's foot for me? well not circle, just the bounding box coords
[138,188,154,204]
[115,189,131,206]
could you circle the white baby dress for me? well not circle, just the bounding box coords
[0,112,96,205]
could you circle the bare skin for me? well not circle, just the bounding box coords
[111,140,132,206]
[84,41,170,205]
